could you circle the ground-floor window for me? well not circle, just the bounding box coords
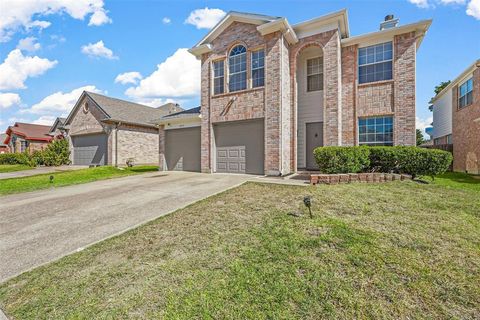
[20,140,29,152]
[358,116,393,146]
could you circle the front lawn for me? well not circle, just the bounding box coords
[0,178,479,319]
[0,165,158,195]
[0,164,32,173]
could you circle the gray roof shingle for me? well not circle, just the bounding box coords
[86,92,183,127]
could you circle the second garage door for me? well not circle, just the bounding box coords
[71,134,107,166]
[214,119,264,175]
[165,126,201,172]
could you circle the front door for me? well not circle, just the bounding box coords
[306,122,323,170]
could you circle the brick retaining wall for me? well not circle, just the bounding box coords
[311,173,412,185]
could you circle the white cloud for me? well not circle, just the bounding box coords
[0,49,57,90]
[16,36,41,52]
[24,85,102,115]
[467,0,480,18]
[32,115,56,126]
[81,40,118,60]
[0,0,112,42]
[162,17,171,24]
[416,116,433,137]
[88,8,112,26]
[185,8,226,29]
[0,93,21,109]
[125,48,200,101]
[115,72,143,85]
[408,0,480,19]
[439,0,466,4]
[408,0,431,8]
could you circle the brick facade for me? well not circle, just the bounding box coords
[196,15,423,175]
[452,68,480,174]
[67,95,159,166]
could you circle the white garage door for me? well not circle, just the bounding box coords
[216,146,246,173]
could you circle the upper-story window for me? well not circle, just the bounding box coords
[358,42,393,84]
[229,45,247,92]
[307,57,323,91]
[251,49,265,88]
[459,78,473,108]
[213,60,225,95]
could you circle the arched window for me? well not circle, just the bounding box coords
[229,45,247,92]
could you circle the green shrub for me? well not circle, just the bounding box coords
[369,147,401,173]
[42,139,71,166]
[313,146,370,174]
[313,146,452,179]
[0,139,71,167]
[0,152,33,166]
[397,147,452,179]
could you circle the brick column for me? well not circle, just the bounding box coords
[323,30,342,146]
[341,45,357,146]
[264,32,282,175]
[394,31,416,146]
[200,54,212,173]
[158,125,166,171]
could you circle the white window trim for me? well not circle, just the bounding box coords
[357,41,394,85]
[357,116,395,146]
[458,77,473,108]
[228,45,247,93]
[306,56,323,93]
[212,60,225,96]
[251,49,265,88]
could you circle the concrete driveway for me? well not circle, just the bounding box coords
[0,171,249,283]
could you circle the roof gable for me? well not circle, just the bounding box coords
[65,91,184,128]
[6,122,52,143]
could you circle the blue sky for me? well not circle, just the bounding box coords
[0,0,479,136]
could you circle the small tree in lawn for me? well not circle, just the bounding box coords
[416,129,425,146]
[42,139,71,166]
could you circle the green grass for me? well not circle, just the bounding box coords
[0,177,479,319]
[0,164,32,173]
[430,172,480,191]
[0,165,158,195]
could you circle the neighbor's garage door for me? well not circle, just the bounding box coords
[165,126,201,172]
[71,134,107,166]
[214,119,264,174]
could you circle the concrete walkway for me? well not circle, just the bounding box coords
[0,165,87,180]
[0,171,249,283]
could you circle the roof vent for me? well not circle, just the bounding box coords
[380,14,399,30]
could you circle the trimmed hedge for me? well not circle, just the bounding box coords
[313,146,370,174]
[314,146,452,179]
[0,139,71,167]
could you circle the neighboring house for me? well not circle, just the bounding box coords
[49,117,67,139]
[64,91,182,166]
[430,60,480,174]
[5,122,53,153]
[159,10,431,175]
[0,133,9,153]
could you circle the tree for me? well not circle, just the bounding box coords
[416,129,425,146]
[429,81,451,111]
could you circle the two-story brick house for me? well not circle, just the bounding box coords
[158,10,431,175]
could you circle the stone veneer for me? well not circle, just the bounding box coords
[452,67,480,174]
